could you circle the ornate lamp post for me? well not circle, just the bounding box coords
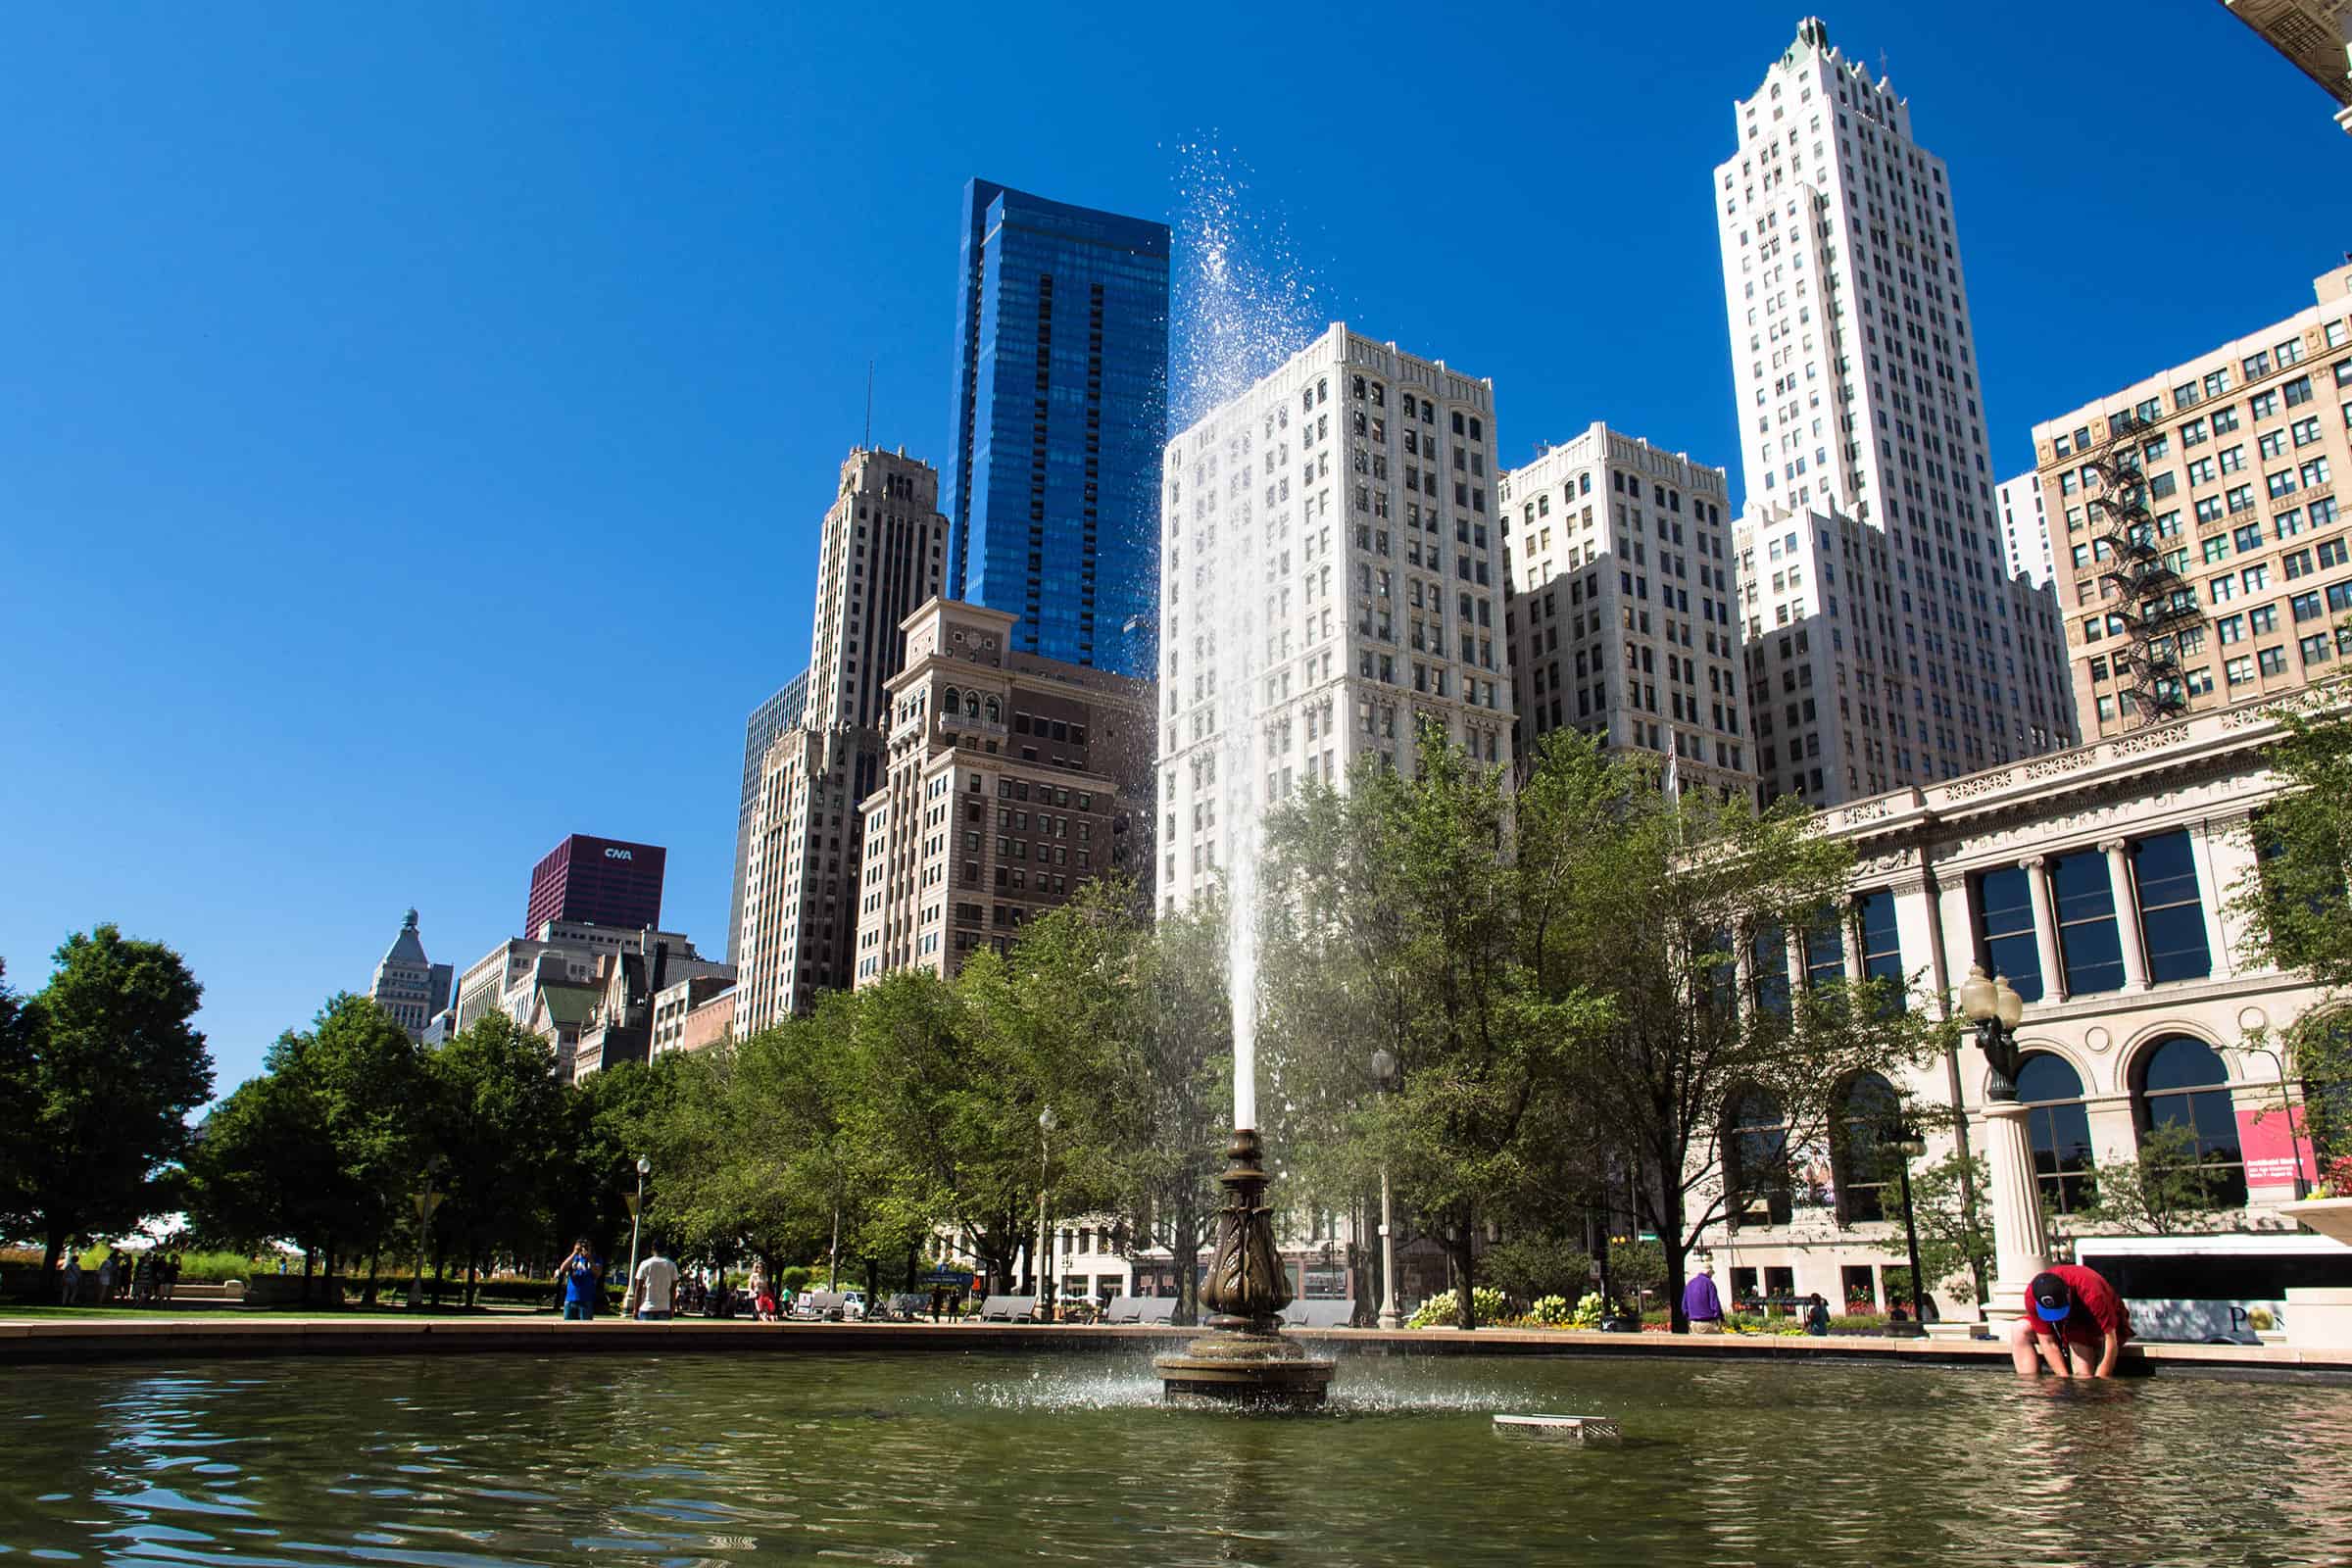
[1036,1105,1057,1323]
[1371,1048,1403,1330]
[1888,1123,1929,1339]
[1957,963,2044,1327]
[624,1155,650,1298]
[409,1162,443,1312]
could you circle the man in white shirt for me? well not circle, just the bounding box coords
[633,1244,679,1322]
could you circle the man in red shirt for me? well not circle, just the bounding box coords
[2008,1265,2132,1378]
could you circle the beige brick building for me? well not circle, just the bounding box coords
[2034,265,2352,738]
[1500,423,1754,801]
[854,598,1152,984]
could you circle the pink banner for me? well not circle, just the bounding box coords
[2235,1102,2317,1187]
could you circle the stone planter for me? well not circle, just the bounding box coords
[1924,1320,1989,1343]
[2277,1196,2352,1246]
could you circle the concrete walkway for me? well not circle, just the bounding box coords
[4,1313,2348,1378]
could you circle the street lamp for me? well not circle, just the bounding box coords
[624,1155,650,1304]
[1957,963,2045,1328]
[1887,1123,1929,1339]
[409,1160,443,1312]
[1371,1048,1402,1330]
[1037,1105,1057,1323]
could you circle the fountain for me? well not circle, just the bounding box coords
[1152,143,1335,1408]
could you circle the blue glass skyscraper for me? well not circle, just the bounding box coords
[945,178,1169,677]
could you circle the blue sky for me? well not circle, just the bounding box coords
[4,0,2347,1095]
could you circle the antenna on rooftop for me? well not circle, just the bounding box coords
[863,360,874,451]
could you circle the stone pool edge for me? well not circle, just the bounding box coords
[2,1316,2347,1381]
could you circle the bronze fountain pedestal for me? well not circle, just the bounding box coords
[1153,1129,1335,1407]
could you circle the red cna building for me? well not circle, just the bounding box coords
[525,834,666,934]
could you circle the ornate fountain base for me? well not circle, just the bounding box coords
[1153,1129,1334,1408]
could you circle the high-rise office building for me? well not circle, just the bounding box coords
[1156,326,1512,914]
[524,834,665,934]
[729,669,809,963]
[1715,18,2076,802]
[734,447,948,1032]
[945,178,1170,677]
[854,597,1152,985]
[1993,470,2057,589]
[368,908,453,1041]
[2031,263,2352,736]
[1500,424,1754,800]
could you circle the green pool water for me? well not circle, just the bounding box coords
[1,1348,2344,1565]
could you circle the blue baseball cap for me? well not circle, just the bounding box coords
[2030,1271,2073,1323]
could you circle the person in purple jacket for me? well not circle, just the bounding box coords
[1682,1258,1726,1334]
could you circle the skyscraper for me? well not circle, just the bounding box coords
[1500,424,1754,801]
[733,447,948,1032]
[1716,18,2076,803]
[524,834,665,934]
[1993,470,2057,589]
[729,668,808,963]
[1156,326,1512,914]
[945,178,1170,678]
[368,908,453,1041]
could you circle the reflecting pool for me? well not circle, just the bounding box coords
[3,1349,2346,1565]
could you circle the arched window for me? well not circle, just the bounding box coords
[2132,1036,2248,1209]
[2017,1053,2096,1215]
[1832,1072,1902,1224]
[965,691,980,718]
[985,696,1002,724]
[941,687,959,719]
[1724,1090,1793,1227]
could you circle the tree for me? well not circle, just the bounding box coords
[423,1013,568,1300]
[1523,732,1951,1332]
[845,967,1052,1298]
[992,881,1230,1324]
[1260,735,1613,1330]
[2229,688,2352,1182]
[2078,1121,2243,1236]
[1876,1150,1993,1304]
[0,927,212,1296]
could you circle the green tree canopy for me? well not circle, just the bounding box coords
[2,927,212,1295]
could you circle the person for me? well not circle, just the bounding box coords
[96,1251,117,1302]
[1803,1292,1831,1337]
[2010,1265,2132,1379]
[163,1252,181,1302]
[61,1253,83,1305]
[1682,1259,1726,1334]
[633,1242,679,1322]
[559,1240,601,1321]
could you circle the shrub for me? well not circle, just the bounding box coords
[1481,1236,1595,1307]
[1407,1286,1508,1328]
[1829,1313,1887,1333]
[1526,1294,1574,1326]
[779,1266,814,1294]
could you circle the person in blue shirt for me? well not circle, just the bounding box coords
[559,1240,601,1321]
[1682,1259,1726,1333]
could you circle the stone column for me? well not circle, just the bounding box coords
[2021,854,2067,1004]
[1891,874,1944,1013]
[1840,902,1864,985]
[2101,839,2151,992]
[1981,1101,2052,1327]
[2192,810,2255,979]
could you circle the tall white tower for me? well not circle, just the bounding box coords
[1716,18,2075,801]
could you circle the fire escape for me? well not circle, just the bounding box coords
[2086,413,2203,724]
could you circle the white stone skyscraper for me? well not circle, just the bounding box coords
[1716,18,2075,803]
[1155,326,1512,914]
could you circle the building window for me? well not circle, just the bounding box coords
[1856,889,1903,1009]
[1803,911,1844,989]
[1726,1089,1793,1226]
[1750,924,1790,1018]
[2132,830,2212,986]
[2018,1053,2097,1216]
[1972,865,2042,1003]
[2132,1036,2248,1209]
[1831,1071,1902,1225]
[2051,849,2125,996]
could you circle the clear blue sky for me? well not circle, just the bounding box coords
[4,0,2346,1096]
